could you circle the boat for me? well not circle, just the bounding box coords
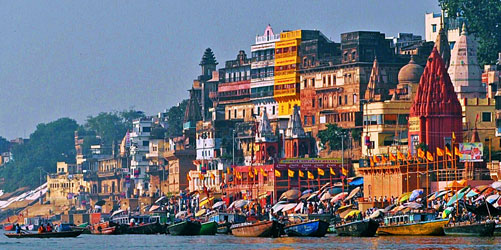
[216,222,231,234]
[377,213,449,236]
[231,220,281,237]
[5,230,83,238]
[127,222,164,234]
[208,212,247,234]
[3,224,14,231]
[90,221,126,235]
[443,221,496,236]
[167,221,201,236]
[284,219,329,237]
[199,221,217,235]
[335,219,379,237]
[495,223,501,236]
[70,223,91,234]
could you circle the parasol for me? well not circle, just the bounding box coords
[280,189,301,201]
[195,208,206,217]
[348,177,363,186]
[155,196,167,204]
[466,188,480,198]
[491,181,501,191]
[320,191,333,201]
[175,211,188,218]
[343,210,360,219]
[281,203,298,213]
[409,189,423,202]
[331,192,348,203]
[403,202,422,209]
[446,192,465,207]
[212,201,225,209]
[95,200,106,206]
[399,192,412,203]
[272,201,287,211]
[344,187,361,202]
[486,194,500,204]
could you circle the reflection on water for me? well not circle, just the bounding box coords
[1,231,501,250]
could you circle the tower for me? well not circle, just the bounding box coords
[284,105,311,158]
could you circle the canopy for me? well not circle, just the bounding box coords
[155,196,166,204]
[272,201,287,211]
[466,188,480,198]
[111,210,124,217]
[195,209,206,217]
[344,210,360,219]
[280,189,301,201]
[403,202,422,209]
[331,192,348,203]
[486,194,500,204]
[212,201,225,210]
[175,211,188,219]
[491,181,501,191]
[148,205,160,212]
[409,189,423,202]
[399,192,412,203]
[281,203,298,213]
[344,187,361,202]
[446,192,465,207]
[348,177,363,186]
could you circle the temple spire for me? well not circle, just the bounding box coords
[434,26,451,69]
[364,56,387,102]
[256,109,275,142]
[285,105,306,139]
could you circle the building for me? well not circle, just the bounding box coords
[425,12,464,49]
[250,25,280,122]
[388,33,423,55]
[47,162,90,206]
[460,98,500,152]
[448,24,487,99]
[129,118,152,195]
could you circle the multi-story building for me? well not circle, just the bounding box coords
[129,118,152,195]
[47,162,90,206]
[425,11,465,49]
[250,25,280,122]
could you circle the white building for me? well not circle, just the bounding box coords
[129,118,152,195]
[425,12,464,50]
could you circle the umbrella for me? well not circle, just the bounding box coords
[466,188,480,198]
[280,189,301,201]
[446,192,465,207]
[294,202,304,212]
[111,210,124,217]
[155,196,166,204]
[336,204,353,214]
[476,185,491,194]
[272,201,287,211]
[495,198,501,208]
[473,194,485,203]
[331,192,348,203]
[442,207,454,219]
[491,181,501,191]
[486,194,500,204]
[368,209,384,219]
[95,200,106,206]
[344,210,360,219]
[307,191,320,201]
[299,193,311,200]
[212,201,225,209]
[195,209,206,217]
[281,203,298,213]
[320,191,333,201]
[403,202,422,209]
[344,187,361,202]
[409,189,423,202]
[383,204,396,213]
[435,190,451,200]
[348,177,363,186]
[199,197,214,208]
[302,189,313,195]
[399,192,412,203]
[234,200,249,209]
[149,205,160,212]
[320,182,331,191]
[328,187,343,195]
[175,211,188,219]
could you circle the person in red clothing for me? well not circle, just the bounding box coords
[46,224,52,232]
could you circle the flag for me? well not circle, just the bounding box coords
[187,174,191,182]
[199,173,205,181]
[227,167,231,175]
[455,147,463,158]
[389,152,397,161]
[236,172,242,180]
[249,170,254,178]
[407,152,413,161]
[436,147,444,157]
[253,167,258,176]
[330,167,336,175]
[307,171,314,180]
[426,151,434,162]
[275,169,281,178]
[318,168,325,176]
[210,173,215,180]
[397,151,405,160]
[299,170,305,178]
[260,168,267,177]
[381,155,388,164]
[445,147,452,157]
[373,155,380,163]
[288,169,295,178]
[417,148,425,159]
[342,167,348,176]
[452,132,456,141]
[369,157,374,167]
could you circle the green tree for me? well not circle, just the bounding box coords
[0,118,78,191]
[119,109,145,129]
[317,124,349,151]
[439,0,501,66]
[0,136,9,153]
[165,99,188,138]
[85,112,126,148]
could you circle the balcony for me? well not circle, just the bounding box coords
[146,152,159,159]
[256,34,280,43]
[274,88,298,98]
[250,90,274,99]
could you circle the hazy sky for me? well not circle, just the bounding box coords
[0,0,441,139]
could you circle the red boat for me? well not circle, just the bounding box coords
[3,224,14,231]
[90,222,118,235]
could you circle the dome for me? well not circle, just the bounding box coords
[398,56,424,84]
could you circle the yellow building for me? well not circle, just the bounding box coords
[274,30,301,117]
[460,98,500,151]
[47,162,90,205]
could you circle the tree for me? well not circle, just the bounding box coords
[439,0,501,66]
[0,118,78,191]
[119,109,145,129]
[165,99,188,138]
[0,136,9,153]
[317,124,349,151]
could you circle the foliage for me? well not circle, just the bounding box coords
[439,0,501,66]
[0,118,78,191]
[317,124,349,151]
[0,136,9,153]
[165,99,188,138]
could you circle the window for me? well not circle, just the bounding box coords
[353,94,358,104]
[482,112,492,122]
[311,78,315,87]
[143,127,151,132]
[272,106,276,115]
[318,98,322,108]
[312,116,315,125]
[304,116,308,126]
[312,98,315,108]
[345,95,348,104]
[228,110,231,118]
[143,141,149,147]
[234,109,237,118]
[303,79,307,88]
[257,107,260,116]
[432,24,437,33]
[243,109,246,118]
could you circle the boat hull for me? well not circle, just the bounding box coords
[127,222,164,234]
[335,219,379,237]
[217,222,231,234]
[284,220,329,237]
[199,221,217,235]
[167,221,201,236]
[5,230,83,238]
[231,221,281,237]
[377,219,448,236]
[444,221,495,236]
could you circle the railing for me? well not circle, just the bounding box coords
[250,90,274,99]
[274,88,297,97]
[256,34,280,43]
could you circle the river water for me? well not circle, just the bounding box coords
[1,230,501,249]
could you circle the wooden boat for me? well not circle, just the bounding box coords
[335,219,379,237]
[217,222,231,234]
[71,223,91,234]
[443,221,495,236]
[208,212,247,234]
[377,213,448,236]
[5,230,83,238]
[127,222,164,234]
[199,221,217,235]
[231,220,281,237]
[90,221,126,235]
[494,223,501,236]
[284,220,329,237]
[167,221,201,236]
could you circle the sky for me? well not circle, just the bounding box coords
[0,0,441,140]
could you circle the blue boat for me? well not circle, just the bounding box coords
[284,220,330,237]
